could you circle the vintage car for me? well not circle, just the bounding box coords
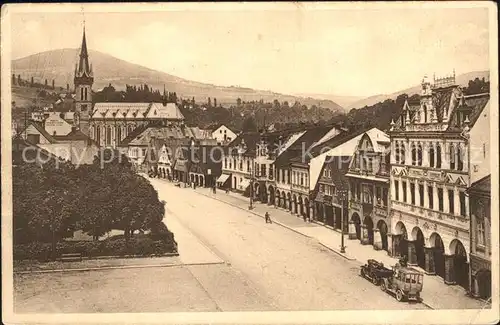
[380,265,424,302]
[360,259,394,285]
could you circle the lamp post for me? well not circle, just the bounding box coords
[338,189,348,253]
[249,160,254,210]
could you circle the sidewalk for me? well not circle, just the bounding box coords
[193,186,488,310]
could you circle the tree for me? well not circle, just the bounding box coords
[464,77,490,95]
[52,79,55,89]
[242,116,258,132]
[208,97,212,108]
[214,98,217,108]
[30,76,34,87]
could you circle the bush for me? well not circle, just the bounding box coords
[55,241,104,258]
[13,242,52,262]
[13,229,178,261]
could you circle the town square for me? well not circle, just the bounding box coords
[2,2,498,324]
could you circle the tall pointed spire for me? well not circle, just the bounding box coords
[76,25,92,78]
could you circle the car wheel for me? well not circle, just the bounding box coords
[380,281,386,292]
[396,290,404,302]
[372,276,379,285]
[360,268,365,278]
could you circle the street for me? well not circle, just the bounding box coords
[14,178,430,312]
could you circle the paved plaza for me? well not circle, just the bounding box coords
[14,178,434,313]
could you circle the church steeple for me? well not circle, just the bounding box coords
[75,27,93,78]
[73,25,93,136]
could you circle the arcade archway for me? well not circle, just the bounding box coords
[377,220,389,251]
[276,190,281,207]
[287,193,292,211]
[292,194,298,214]
[298,196,304,216]
[268,186,275,206]
[363,216,374,245]
[430,232,445,278]
[394,221,408,259]
[351,213,361,240]
[450,239,469,290]
[411,227,425,268]
[304,198,310,220]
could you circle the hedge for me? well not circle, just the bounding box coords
[13,231,178,261]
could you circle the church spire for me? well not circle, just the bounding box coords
[76,26,92,78]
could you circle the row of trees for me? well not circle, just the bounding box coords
[12,74,66,91]
[92,83,179,103]
[13,150,166,249]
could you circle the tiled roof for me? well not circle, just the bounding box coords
[12,136,64,164]
[284,125,336,164]
[118,124,150,146]
[53,128,99,146]
[122,125,214,147]
[309,126,371,157]
[27,121,57,143]
[432,86,455,123]
[448,93,490,131]
[468,175,490,195]
[225,132,261,156]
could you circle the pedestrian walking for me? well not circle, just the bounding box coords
[213,185,216,194]
[265,211,272,224]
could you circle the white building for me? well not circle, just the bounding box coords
[211,124,237,145]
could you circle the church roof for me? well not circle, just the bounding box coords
[90,102,185,120]
[75,28,93,79]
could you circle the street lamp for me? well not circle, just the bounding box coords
[338,188,348,253]
[249,161,254,210]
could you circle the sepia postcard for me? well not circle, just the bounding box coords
[1,2,499,324]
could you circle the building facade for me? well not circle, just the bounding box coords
[467,175,491,300]
[346,131,391,252]
[220,133,260,193]
[388,74,488,290]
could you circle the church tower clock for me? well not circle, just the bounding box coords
[74,27,93,135]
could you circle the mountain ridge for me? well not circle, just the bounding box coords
[346,70,490,110]
[11,48,344,112]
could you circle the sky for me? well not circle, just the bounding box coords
[8,3,491,97]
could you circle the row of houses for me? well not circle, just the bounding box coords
[14,66,492,301]
[148,75,491,300]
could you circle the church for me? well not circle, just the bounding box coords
[72,28,185,148]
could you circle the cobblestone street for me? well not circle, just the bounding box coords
[15,178,431,312]
[190,183,488,310]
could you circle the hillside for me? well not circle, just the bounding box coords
[11,49,344,112]
[347,70,490,110]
